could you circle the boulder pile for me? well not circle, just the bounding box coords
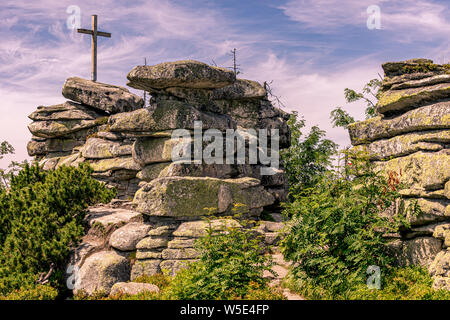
[27,60,291,294]
[348,59,450,290]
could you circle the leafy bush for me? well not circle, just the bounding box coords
[162,213,278,300]
[284,266,450,300]
[281,112,337,199]
[280,152,414,295]
[0,162,116,298]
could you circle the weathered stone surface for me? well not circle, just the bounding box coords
[160,260,195,275]
[131,260,161,280]
[127,60,235,90]
[172,219,241,238]
[29,101,106,121]
[82,138,133,159]
[164,79,266,101]
[348,101,450,145]
[76,251,130,295]
[108,101,234,133]
[85,207,142,228]
[381,59,445,78]
[136,237,169,250]
[89,157,141,172]
[158,162,236,179]
[389,237,443,267]
[62,77,143,114]
[27,138,83,156]
[404,198,450,226]
[109,222,151,251]
[136,250,162,259]
[378,82,450,114]
[110,282,159,296]
[133,177,274,217]
[429,250,450,289]
[375,151,450,191]
[352,130,449,160]
[28,118,104,139]
[133,137,191,166]
[136,163,171,182]
[167,238,196,249]
[147,226,173,237]
[391,74,450,90]
[162,248,199,260]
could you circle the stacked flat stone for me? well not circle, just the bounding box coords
[27,77,144,197]
[347,59,450,290]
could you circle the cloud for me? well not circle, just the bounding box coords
[280,0,450,39]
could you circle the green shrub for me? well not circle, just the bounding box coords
[280,152,414,295]
[163,214,278,300]
[0,284,58,300]
[284,266,450,300]
[0,163,116,298]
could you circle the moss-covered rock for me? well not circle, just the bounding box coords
[27,138,83,156]
[81,137,133,159]
[28,119,101,139]
[136,163,171,182]
[348,101,450,145]
[352,130,449,160]
[131,260,161,280]
[377,82,450,114]
[132,137,192,166]
[108,101,234,133]
[161,248,199,260]
[172,219,241,238]
[89,157,141,172]
[133,176,274,217]
[374,150,450,191]
[126,60,236,90]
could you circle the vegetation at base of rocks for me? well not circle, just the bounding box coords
[280,150,416,296]
[283,266,450,300]
[0,156,116,299]
[281,111,337,199]
[330,78,381,128]
[162,207,278,300]
[0,284,59,300]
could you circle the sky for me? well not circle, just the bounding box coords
[1,0,449,167]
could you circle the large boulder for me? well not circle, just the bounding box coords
[132,137,192,166]
[28,101,106,121]
[126,60,236,90]
[81,137,133,159]
[374,150,450,191]
[352,130,449,160]
[429,250,450,290]
[62,77,144,114]
[27,138,84,156]
[133,177,274,217]
[108,101,234,133]
[388,237,443,267]
[348,101,450,145]
[28,118,105,139]
[109,222,152,251]
[377,82,450,114]
[76,251,131,295]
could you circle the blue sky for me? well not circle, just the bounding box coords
[1,0,449,166]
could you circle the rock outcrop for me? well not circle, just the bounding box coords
[27,60,291,294]
[348,59,450,289]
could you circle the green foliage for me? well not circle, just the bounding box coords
[163,208,277,300]
[0,162,116,298]
[284,266,450,300]
[281,111,337,199]
[280,152,412,295]
[0,284,59,300]
[0,141,27,191]
[330,78,381,128]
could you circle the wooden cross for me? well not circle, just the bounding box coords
[77,15,111,82]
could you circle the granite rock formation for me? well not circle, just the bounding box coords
[348,59,450,290]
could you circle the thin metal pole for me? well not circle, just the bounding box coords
[91,15,97,81]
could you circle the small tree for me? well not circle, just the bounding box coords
[330,78,381,128]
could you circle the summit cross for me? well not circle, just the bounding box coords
[77,15,111,82]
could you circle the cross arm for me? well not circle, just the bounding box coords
[97,31,111,38]
[77,28,93,35]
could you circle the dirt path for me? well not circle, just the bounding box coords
[265,248,305,300]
